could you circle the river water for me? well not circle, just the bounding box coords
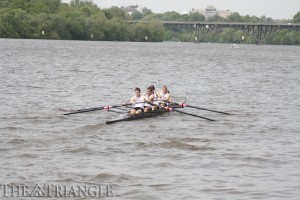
[0,39,299,199]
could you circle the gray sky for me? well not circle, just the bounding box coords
[63,0,300,19]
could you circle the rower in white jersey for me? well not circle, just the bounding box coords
[149,85,159,111]
[129,87,144,115]
[158,85,172,103]
[143,87,154,112]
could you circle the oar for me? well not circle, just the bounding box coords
[106,109,127,114]
[176,103,231,115]
[113,107,130,112]
[63,103,131,115]
[166,107,215,121]
[60,106,108,113]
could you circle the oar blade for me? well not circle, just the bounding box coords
[63,107,104,115]
[173,109,215,121]
[189,105,230,115]
[63,103,132,116]
[175,103,231,115]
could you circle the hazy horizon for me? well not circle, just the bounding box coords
[62,0,300,20]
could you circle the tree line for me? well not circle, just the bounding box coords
[1,0,300,44]
[0,0,164,41]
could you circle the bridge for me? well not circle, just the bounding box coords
[128,20,300,43]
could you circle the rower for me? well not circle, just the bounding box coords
[159,85,172,103]
[129,87,144,115]
[149,85,159,111]
[143,87,154,112]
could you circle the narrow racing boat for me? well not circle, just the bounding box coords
[106,109,169,124]
[106,104,183,124]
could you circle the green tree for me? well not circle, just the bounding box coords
[233,30,244,43]
[28,13,65,39]
[181,14,189,21]
[179,32,192,42]
[162,11,182,21]
[265,17,273,23]
[132,11,143,20]
[0,9,19,37]
[0,0,10,8]
[281,34,292,45]
[134,22,151,41]
[70,0,96,7]
[103,6,125,19]
[29,0,61,13]
[147,20,165,41]
[134,21,164,42]
[0,9,32,38]
[8,0,29,10]
[203,32,218,43]
[244,15,261,22]
[163,29,176,41]
[293,12,300,22]
[28,0,49,13]
[227,12,243,22]
[141,8,152,15]
[188,13,205,21]
[84,13,106,40]
[260,15,266,22]
[207,15,223,22]
[219,28,235,43]
[143,13,163,21]
[104,18,132,41]
[295,31,300,45]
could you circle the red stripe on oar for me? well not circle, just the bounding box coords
[104,106,113,110]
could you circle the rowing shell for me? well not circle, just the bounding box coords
[106,109,171,124]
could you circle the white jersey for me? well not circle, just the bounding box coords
[131,96,144,109]
[153,92,159,106]
[159,91,170,101]
[144,94,154,107]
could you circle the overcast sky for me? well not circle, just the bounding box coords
[63,0,300,19]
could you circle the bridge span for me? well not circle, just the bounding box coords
[128,20,300,43]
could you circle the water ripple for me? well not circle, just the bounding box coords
[1,39,299,200]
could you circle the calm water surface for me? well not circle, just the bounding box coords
[0,39,300,199]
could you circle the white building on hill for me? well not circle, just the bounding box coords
[190,5,231,19]
[121,5,151,16]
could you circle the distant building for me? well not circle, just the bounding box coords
[120,4,151,16]
[217,9,232,18]
[190,5,231,19]
[205,5,217,18]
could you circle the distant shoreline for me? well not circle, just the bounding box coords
[1,1,299,45]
